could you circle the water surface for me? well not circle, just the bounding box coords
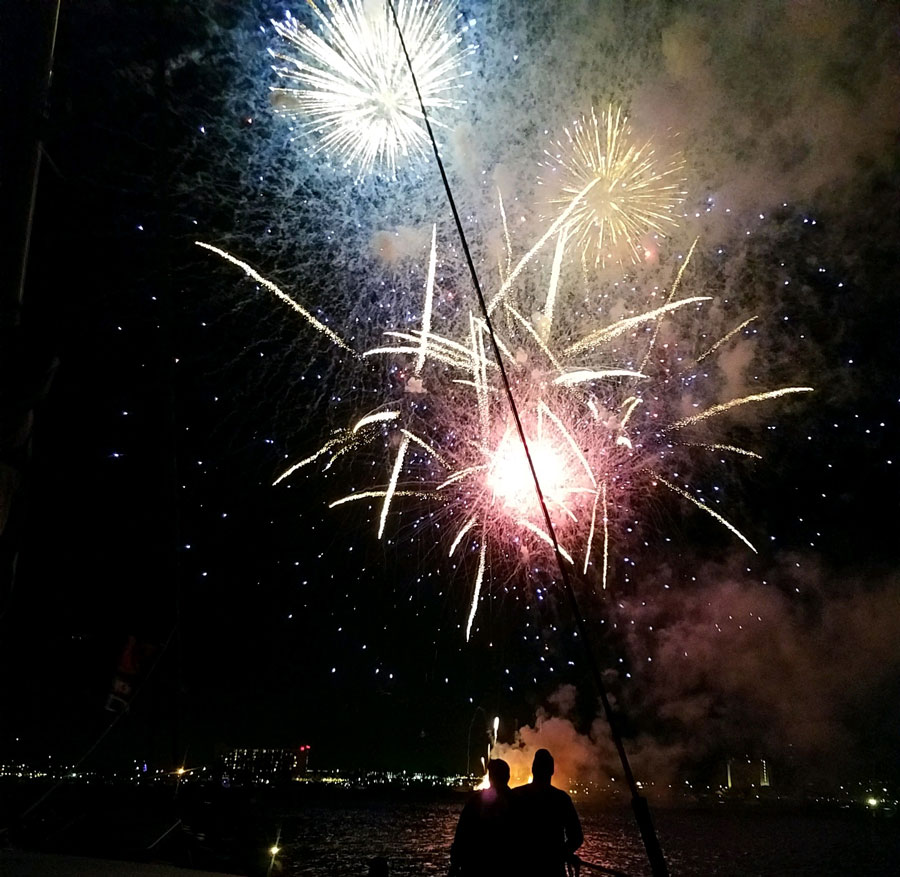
[279,799,900,876]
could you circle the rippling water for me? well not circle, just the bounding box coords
[278,799,900,876]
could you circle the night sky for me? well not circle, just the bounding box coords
[2,0,899,793]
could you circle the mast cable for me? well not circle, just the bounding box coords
[386,3,668,874]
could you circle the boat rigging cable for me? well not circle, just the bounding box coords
[385,3,669,875]
[4,0,187,833]
[4,624,178,830]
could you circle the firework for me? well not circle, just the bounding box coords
[268,0,472,178]
[199,211,810,641]
[538,105,686,268]
[474,715,501,789]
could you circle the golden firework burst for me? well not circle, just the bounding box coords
[539,105,687,268]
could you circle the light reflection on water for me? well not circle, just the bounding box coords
[279,799,900,876]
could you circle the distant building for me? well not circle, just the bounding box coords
[222,745,310,785]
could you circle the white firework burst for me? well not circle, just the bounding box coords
[269,0,472,178]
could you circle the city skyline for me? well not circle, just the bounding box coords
[2,0,899,802]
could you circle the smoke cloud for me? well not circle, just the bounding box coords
[496,559,900,797]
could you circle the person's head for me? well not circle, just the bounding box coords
[531,749,554,784]
[487,758,511,790]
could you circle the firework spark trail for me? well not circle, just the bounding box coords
[539,105,686,267]
[274,411,403,484]
[682,443,763,460]
[667,388,815,432]
[273,436,346,485]
[518,520,575,565]
[502,302,563,371]
[497,187,513,281]
[329,489,427,508]
[400,428,448,466]
[450,515,477,557]
[649,471,758,553]
[619,397,642,432]
[379,435,410,538]
[584,488,600,577]
[414,225,438,376]
[269,0,471,177]
[639,236,699,373]
[601,481,609,588]
[553,369,647,387]
[473,314,490,452]
[543,227,568,338]
[487,175,603,315]
[353,411,401,433]
[195,242,353,352]
[696,316,759,363]
[465,540,487,641]
[537,401,596,488]
[366,331,474,370]
[565,295,710,357]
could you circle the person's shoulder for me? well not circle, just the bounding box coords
[461,789,483,811]
[511,783,536,803]
[549,785,575,803]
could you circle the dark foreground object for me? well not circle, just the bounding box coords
[2,782,274,876]
[1,851,242,877]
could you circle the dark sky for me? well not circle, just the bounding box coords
[2,0,899,792]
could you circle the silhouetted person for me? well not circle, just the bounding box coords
[450,758,514,876]
[512,749,583,877]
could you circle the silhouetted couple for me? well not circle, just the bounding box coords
[450,749,583,877]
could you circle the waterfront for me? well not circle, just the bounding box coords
[4,779,900,876]
[278,799,900,876]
